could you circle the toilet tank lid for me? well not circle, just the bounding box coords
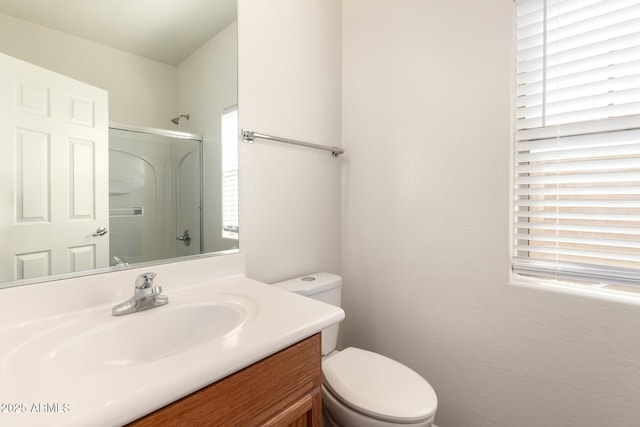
[271,272,342,295]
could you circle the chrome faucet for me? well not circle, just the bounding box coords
[112,272,169,316]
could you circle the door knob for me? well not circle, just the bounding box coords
[93,226,108,237]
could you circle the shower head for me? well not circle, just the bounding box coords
[171,113,190,125]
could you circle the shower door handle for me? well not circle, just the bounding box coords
[176,229,191,247]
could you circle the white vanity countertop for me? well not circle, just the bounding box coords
[0,253,344,426]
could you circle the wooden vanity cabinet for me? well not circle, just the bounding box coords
[128,333,322,427]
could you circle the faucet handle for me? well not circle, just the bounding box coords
[135,272,156,289]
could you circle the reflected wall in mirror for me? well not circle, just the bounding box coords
[0,0,238,288]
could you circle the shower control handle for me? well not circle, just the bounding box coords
[176,229,191,247]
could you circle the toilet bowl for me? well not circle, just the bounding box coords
[273,273,437,427]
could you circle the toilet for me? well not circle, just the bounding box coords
[273,273,438,427]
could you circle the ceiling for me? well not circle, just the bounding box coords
[0,0,236,65]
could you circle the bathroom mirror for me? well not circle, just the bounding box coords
[0,0,238,288]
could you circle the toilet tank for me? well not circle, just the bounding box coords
[272,273,342,356]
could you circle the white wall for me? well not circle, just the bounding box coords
[237,0,342,283]
[177,21,239,253]
[0,13,177,129]
[342,1,640,426]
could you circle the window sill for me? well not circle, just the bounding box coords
[509,275,640,307]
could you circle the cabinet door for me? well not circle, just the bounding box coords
[262,389,321,427]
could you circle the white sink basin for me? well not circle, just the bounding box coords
[3,293,256,379]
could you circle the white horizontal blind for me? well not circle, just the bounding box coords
[514,0,640,286]
[221,106,239,240]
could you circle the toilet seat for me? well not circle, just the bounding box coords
[322,347,437,423]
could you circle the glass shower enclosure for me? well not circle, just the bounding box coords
[108,126,202,266]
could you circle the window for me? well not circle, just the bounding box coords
[221,105,239,240]
[514,0,640,287]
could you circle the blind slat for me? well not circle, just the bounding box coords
[515,234,640,249]
[517,31,640,73]
[515,186,640,196]
[516,115,640,140]
[514,211,640,221]
[516,173,640,187]
[517,73,640,108]
[516,222,640,235]
[518,144,640,163]
[516,101,640,130]
[516,157,640,174]
[515,199,640,208]
[514,245,640,263]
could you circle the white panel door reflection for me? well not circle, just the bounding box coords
[0,52,109,282]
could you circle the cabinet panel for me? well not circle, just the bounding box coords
[128,333,322,427]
